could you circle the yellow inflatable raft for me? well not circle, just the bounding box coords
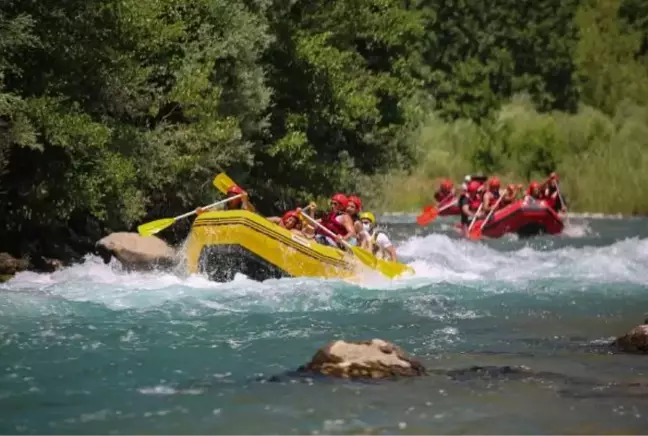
[185,210,414,282]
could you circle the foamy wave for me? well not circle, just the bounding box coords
[398,234,648,285]
[2,231,647,315]
[380,212,642,221]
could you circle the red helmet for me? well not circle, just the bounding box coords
[489,177,500,189]
[227,185,244,196]
[227,185,244,206]
[347,195,362,210]
[467,181,481,193]
[282,210,299,224]
[331,193,348,209]
[527,182,540,195]
[441,179,453,190]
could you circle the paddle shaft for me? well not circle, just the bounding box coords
[478,194,505,231]
[467,203,484,233]
[298,208,354,251]
[185,194,243,219]
[418,194,457,225]
[438,198,459,212]
[213,173,257,213]
[554,181,569,223]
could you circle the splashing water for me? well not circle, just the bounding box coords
[1,216,648,434]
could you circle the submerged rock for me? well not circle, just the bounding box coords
[612,320,648,354]
[0,252,29,275]
[95,232,177,271]
[298,339,426,379]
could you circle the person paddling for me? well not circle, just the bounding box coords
[481,177,502,214]
[524,181,542,204]
[195,185,252,215]
[543,173,567,213]
[316,193,357,247]
[360,212,397,262]
[346,195,363,230]
[459,181,484,228]
[500,184,523,208]
[434,179,456,205]
[346,196,373,250]
[268,210,304,235]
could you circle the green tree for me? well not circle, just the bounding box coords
[419,0,580,120]
[250,0,428,210]
[0,0,272,252]
[574,0,648,116]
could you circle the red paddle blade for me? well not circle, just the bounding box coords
[416,207,438,226]
[467,228,482,240]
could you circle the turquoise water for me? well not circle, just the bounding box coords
[2,215,648,434]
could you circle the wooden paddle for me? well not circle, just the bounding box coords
[212,172,257,213]
[298,209,378,269]
[137,194,243,236]
[468,195,504,240]
[416,195,458,226]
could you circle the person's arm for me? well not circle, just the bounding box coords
[359,229,372,250]
[267,216,282,225]
[386,245,397,262]
[305,202,317,217]
[481,192,493,212]
[377,234,397,262]
[338,215,357,241]
[240,192,254,212]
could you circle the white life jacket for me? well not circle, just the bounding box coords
[370,227,390,259]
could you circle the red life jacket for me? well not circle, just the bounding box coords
[488,191,501,207]
[469,195,482,211]
[434,191,446,202]
[320,210,349,236]
[437,193,454,207]
[500,194,514,208]
[543,194,557,209]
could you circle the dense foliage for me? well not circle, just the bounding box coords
[1,0,647,254]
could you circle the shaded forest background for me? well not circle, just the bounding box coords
[2,0,648,261]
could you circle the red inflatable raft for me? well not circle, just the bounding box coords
[438,197,460,216]
[437,176,488,216]
[462,199,564,238]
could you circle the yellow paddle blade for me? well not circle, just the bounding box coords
[212,172,258,213]
[348,245,413,278]
[137,218,175,236]
[213,173,236,194]
[376,258,414,278]
[350,246,378,269]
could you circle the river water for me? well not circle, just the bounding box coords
[1,215,648,434]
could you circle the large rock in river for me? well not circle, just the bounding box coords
[612,320,648,354]
[0,252,29,275]
[298,339,426,379]
[95,232,177,271]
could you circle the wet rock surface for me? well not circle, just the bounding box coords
[297,339,427,379]
[612,320,648,354]
[0,252,29,275]
[95,232,177,271]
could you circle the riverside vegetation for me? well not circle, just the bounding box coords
[1,0,648,266]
